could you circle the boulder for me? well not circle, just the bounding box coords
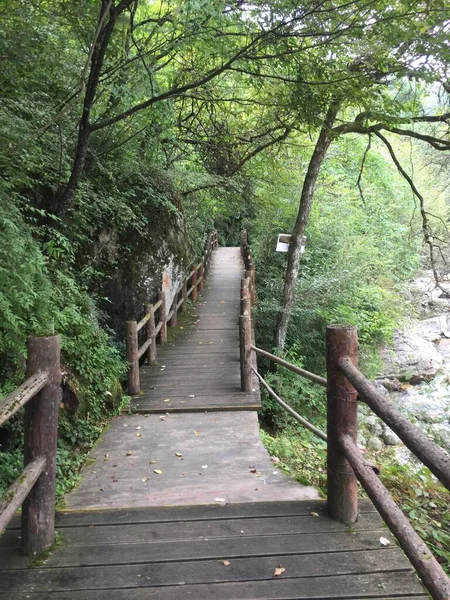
[382,429,401,446]
[381,326,443,384]
[367,437,383,452]
[416,315,450,342]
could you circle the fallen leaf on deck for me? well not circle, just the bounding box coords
[271,456,280,464]
[159,416,165,420]
[202,464,208,469]
[194,431,200,436]
[379,537,390,546]
[164,399,170,403]
[189,394,196,398]
[220,560,230,566]
[136,433,141,437]
[273,567,285,577]
[154,469,162,475]
[249,465,257,473]
[136,426,141,430]
[215,497,227,505]
[141,478,148,482]
[126,452,133,456]
[311,512,319,517]
[175,453,183,458]
[149,460,157,464]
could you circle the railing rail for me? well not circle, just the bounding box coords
[126,230,218,394]
[240,229,450,600]
[0,335,61,556]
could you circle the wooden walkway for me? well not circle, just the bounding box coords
[134,247,260,413]
[0,246,426,598]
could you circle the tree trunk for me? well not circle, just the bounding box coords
[273,100,340,349]
[56,1,129,216]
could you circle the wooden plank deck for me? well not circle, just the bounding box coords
[133,247,261,413]
[64,412,319,510]
[1,500,426,599]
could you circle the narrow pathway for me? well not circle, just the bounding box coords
[135,247,260,412]
[65,247,318,510]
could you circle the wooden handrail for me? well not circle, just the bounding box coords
[0,335,61,557]
[251,345,327,387]
[0,372,49,427]
[0,457,46,534]
[126,230,218,394]
[340,434,450,600]
[338,355,450,491]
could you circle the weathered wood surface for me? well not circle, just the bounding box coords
[64,412,318,510]
[0,372,49,427]
[134,247,260,413]
[1,501,425,598]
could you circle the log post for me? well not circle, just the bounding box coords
[147,303,157,365]
[326,325,358,524]
[168,295,177,327]
[245,269,253,306]
[158,291,167,343]
[126,321,139,395]
[199,260,205,292]
[241,230,248,258]
[21,335,61,556]
[240,278,252,392]
[181,279,188,313]
[192,269,198,301]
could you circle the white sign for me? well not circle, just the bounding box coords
[276,234,291,252]
[275,234,306,253]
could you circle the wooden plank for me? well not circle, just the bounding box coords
[5,571,425,598]
[26,500,377,528]
[1,511,385,549]
[2,548,411,593]
[17,529,397,568]
[5,512,388,550]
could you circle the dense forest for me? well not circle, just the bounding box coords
[1,0,450,571]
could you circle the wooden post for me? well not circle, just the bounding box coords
[21,335,61,556]
[326,325,358,525]
[126,321,139,395]
[240,278,252,392]
[181,279,188,312]
[168,295,177,327]
[192,269,198,301]
[146,303,157,365]
[199,261,204,292]
[158,291,167,343]
[241,230,248,255]
[245,269,253,305]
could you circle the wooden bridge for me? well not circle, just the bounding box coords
[1,234,449,598]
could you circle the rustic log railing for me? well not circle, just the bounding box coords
[0,336,61,556]
[126,230,218,394]
[241,231,450,599]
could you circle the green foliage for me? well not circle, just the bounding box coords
[381,460,450,574]
[260,427,327,492]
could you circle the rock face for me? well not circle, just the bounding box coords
[363,271,450,457]
[381,326,444,384]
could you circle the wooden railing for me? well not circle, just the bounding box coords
[239,230,256,392]
[126,230,218,394]
[240,232,450,600]
[0,336,61,556]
